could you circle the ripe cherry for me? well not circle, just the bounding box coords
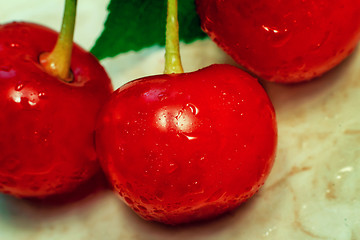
[96,64,277,225]
[196,0,360,83]
[0,0,112,198]
[96,0,277,225]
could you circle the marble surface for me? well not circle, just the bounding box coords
[1,1,359,239]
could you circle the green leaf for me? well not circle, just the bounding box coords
[90,0,207,60]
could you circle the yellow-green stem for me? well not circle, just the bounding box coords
[164,0,184,74]
[40,0,77,82]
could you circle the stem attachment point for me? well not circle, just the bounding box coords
[40,0,77,82]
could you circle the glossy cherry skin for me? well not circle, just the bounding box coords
[196,0,360,83]
[0,22,113,198]
[96,64,277,225]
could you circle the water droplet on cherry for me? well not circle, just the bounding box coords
[9,42,20,48]
[186,103,199,115]
[158,92,168,101]
[311,31,330,50]
[166,162,178,174]
[261,24,292,47]
[186,180,205,195]
[180,133,197,141]
[206,189,225,202]
[15,82,24,91]
[38,92,46,98]
[155,191,164,201]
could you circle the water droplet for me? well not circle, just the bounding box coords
[180,133,197,141]
[158,92,168,101]
[292,56,306,71]
[262,25,291,47]
[245,186,253,192]
[9,42,20,48]
[38,92,46,98]
[187,180,205,195]
[175,110,183,120]
[15,83,24,91]
[314,31,330,49]
[155,191,164,201]
[166,162,178,174]
[206,189,225,202]
[186,103,199,115]
[143,170,150,177]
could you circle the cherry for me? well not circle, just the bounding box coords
[0,0,112,198]
[196,0,360,83]
[95,0,277,225]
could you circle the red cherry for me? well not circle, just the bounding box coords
[196,0,360,83]
[96,64,277,225]
[0,22,112,197]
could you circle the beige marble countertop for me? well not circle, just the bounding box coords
[1,1,359,239]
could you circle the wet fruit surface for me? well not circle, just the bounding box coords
[96,64,277,224]
[196,0,360,83]
[0,22,113,198]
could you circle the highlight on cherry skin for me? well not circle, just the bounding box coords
[196,0,360,83]
[0,22,113,198]
[95,64,277,225]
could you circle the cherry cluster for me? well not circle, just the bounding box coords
[0,0,359,225]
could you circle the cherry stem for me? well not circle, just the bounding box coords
[40,0,77,82]
[164,0,184,74]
